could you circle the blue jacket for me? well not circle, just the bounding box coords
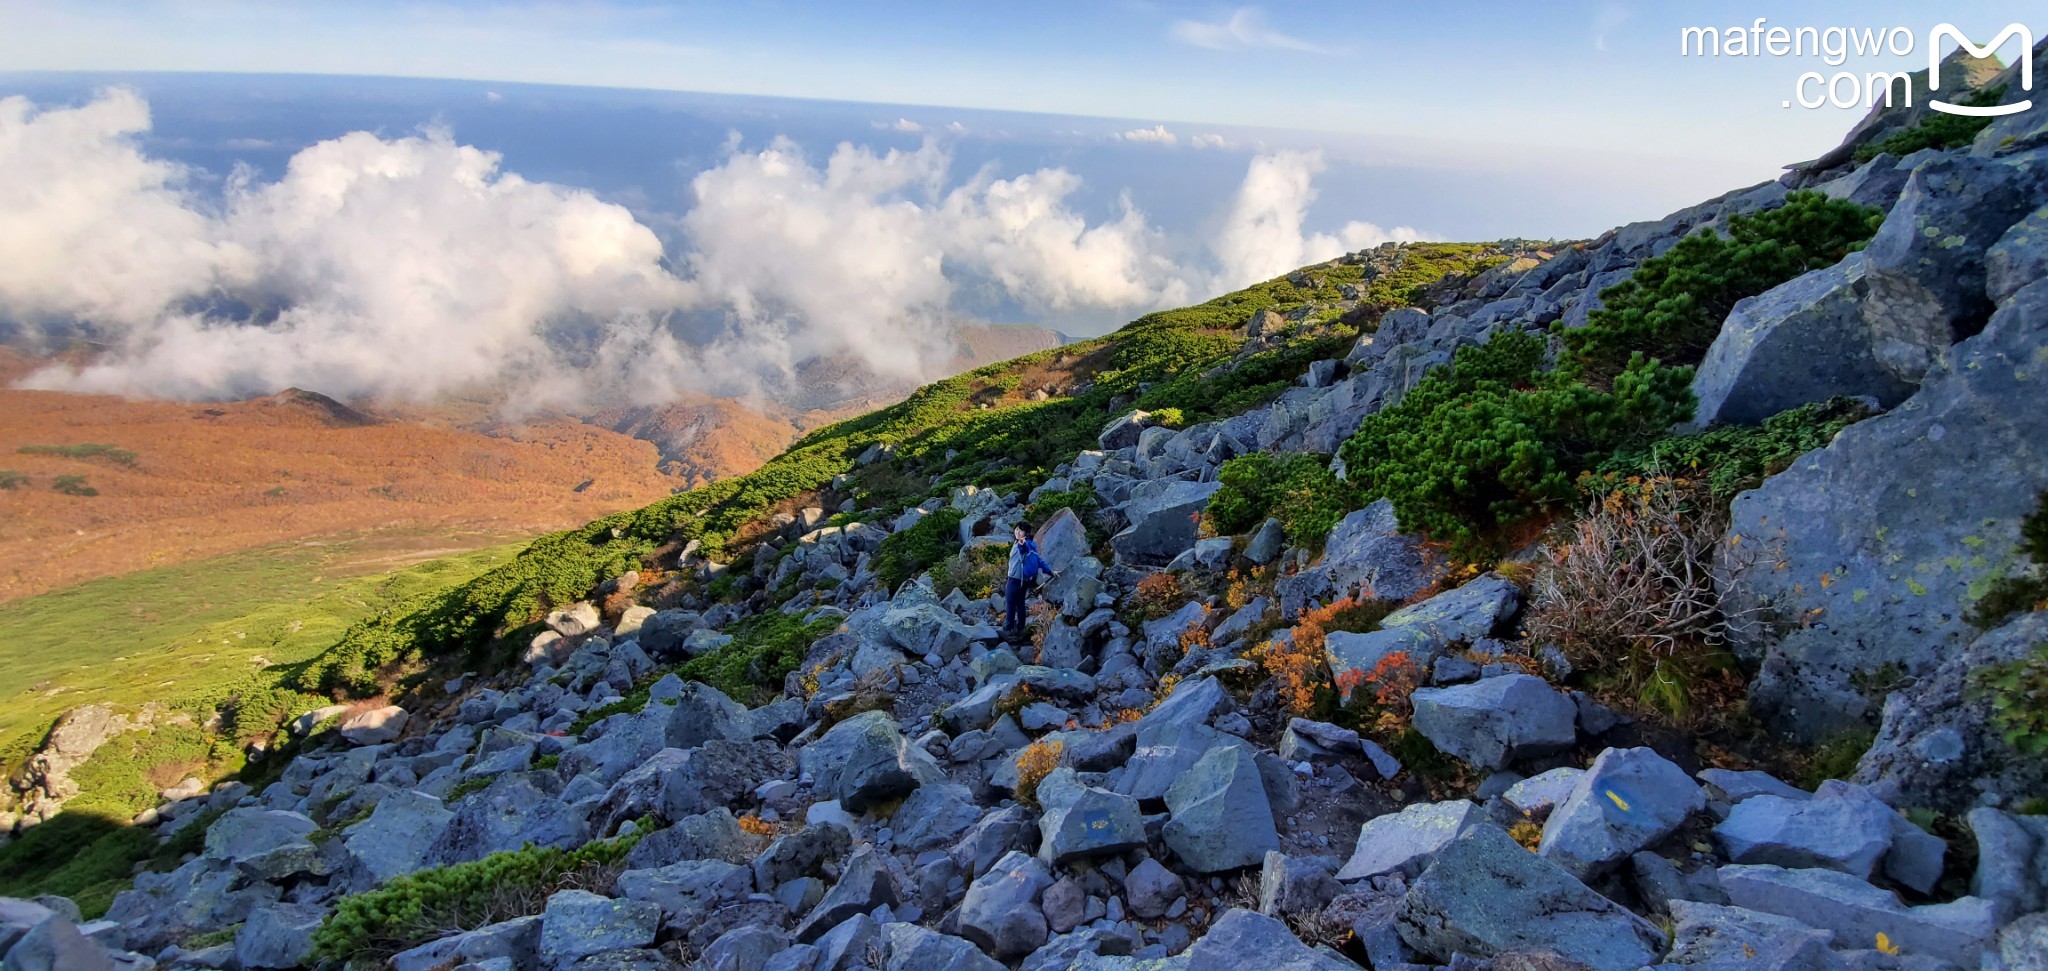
[1009,538,1050,580]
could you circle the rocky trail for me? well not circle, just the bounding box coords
[4,41,2048,971]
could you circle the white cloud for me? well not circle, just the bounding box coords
[1117,124,1178,145]
[1191,133,1230,149]
[874,118,922,133]
[0,91,1427,407]
[1169,7,1333,54]
[1209,150,1428,289]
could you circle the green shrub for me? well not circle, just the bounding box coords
[51,474,97,497]
[1804,728,1877,788]
[1966,643,2048,757]
[1207,452,1354,547]
[1026,482,1097,529]
[676,612,841,703]
[0,811,152,919]
[0,470,25,489]
[1339,331,1694,551]
[17,443,139,467]
[1854,86,2007,162]
[1969,492,2048,630]
[1584,397,1876,501]
[873,508,965,591]
[312,831,644,963]
[1560,192,1884,384]
[929,544,1009,601]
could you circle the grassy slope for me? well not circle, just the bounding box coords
[0,535,523,781]
[298,243,1515,695]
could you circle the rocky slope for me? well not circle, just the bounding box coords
[2,41,2046,971]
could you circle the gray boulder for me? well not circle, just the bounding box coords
[876,922,1005,971]
[657,739,787,819]
[615,859,752,924]
[338,705,409,745]
[797,710,940,812]
[1276,501,1439,618]
[428,774,589,865]
[1258,852,1342,917]
[1036,769,1145,865]
[1244,518,1286,565]
[1987,204,2048,305]
[622,809,751,870]
[1034,508,1091,574]
[537,890,660,967]
[1966,806,2048,922]
[1539,747,1705,880]
[665,682,748,749]
[1395,825,1668,971]
[958,850,1055,959]
[1861,153,2047,384]
[1111,478,1222,567]
[792,846,898,944]
[234,903,325,970]
[1163,744,1279,873]
[1099,410,1151,451]
[701,924,787,971]
[342,789,453,889]
[1337,799,1482,882]
[1691,253,1917,426]
[1184,908,1363,971]
[893,782,984,853]
[1411,675,1577,770]
[1858,611,2048,812]
[389,915,539,971]
[1123,857,1185,920]
[0,914,113,971]
[1656,899,1835,970]
[203,808,317,864]
[1719,279,2048,741]
[1719,864,1996,967]
[1712,780,1896,878]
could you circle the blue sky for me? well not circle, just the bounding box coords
[2,1,2043,405]
[4,1,2042,178]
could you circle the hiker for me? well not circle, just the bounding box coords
[1005,525,1054,635]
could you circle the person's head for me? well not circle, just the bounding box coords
[1013,526,1028,544]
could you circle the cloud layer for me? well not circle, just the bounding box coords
[1,90,1423,406]
[1169,7,1334,54]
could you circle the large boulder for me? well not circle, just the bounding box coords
[536,889,660,967]
[342,789,454,889]
[1719,864,1997,967]
[1036,769,1145,865]
[1162,744,1280,873]
[1657,899,1835,970]
[1411,675,1577,771]
[337,705,408,745]
[615,859,752,925]
[235,903,325,970]
[1712,780,1896,879]
[1326,574,1521,689]
[1395,825,1668,971]
[1690,253,1917,426]
[1099,410,1151,450]
[1858,610,2048,812]
[1276,501,1440,619]
[793,846,900,944]
[1860,153,2047,384]
[876,922,1004,971]
[797,710,940,812]
[427,774,589,865]
[1538,747,1705,880]
[1111,478,1222,567]
[1184,908,1364,971]
[658,739,788,819]
[1033,508,1090,574]
[1336,799,1483,882]
[1719,278,2048,741]
[664,682,749,749]
[958,850,1054,959]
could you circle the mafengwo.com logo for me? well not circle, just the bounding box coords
[1679,20,2033,114]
